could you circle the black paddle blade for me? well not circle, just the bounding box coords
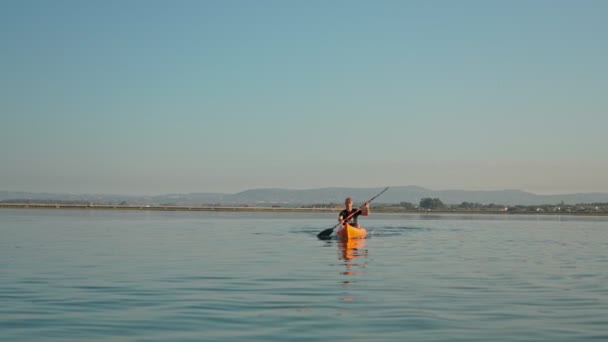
[317,228,334,240]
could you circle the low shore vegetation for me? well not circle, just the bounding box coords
[2,198,608,216]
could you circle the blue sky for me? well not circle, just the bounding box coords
[1,0,607,195]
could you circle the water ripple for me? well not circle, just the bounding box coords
[1,210,607,341]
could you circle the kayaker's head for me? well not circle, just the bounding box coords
[345,197,353,210]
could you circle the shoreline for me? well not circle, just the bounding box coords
[0,203,337,213]
[1,203,607,216]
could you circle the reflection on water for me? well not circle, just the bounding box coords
[337,238,368,300]
[337,238,367,261]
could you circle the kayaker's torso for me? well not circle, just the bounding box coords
[339,208,362,226]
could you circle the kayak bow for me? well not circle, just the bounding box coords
[336,222,367,240]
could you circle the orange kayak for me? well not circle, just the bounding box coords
[336,222,367,239]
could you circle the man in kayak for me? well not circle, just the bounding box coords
[339,197,370,227]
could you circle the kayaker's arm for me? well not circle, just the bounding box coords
[361,201,370,216]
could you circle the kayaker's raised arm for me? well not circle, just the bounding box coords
[361,201,370,216]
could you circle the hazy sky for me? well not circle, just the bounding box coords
[1,0,606,195]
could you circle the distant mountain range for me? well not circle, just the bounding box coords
[2,186,608,206]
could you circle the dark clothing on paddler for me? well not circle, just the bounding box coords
[339,208,363,226]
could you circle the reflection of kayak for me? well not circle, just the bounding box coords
[338,238,367,261]
[336,222,367,240]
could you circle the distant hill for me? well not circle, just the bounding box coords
[2,186,608,206]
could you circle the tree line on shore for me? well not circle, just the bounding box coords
[305,197,608,213]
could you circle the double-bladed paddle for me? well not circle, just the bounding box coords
[316,187,389,240]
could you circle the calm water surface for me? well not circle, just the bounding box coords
[1,209,607,341]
